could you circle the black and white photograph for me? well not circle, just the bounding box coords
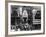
[11,6,41,31]
[8,2,44,35]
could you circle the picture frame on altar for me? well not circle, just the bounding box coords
[8,1,45,35]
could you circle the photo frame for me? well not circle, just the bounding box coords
[7,1,45,35]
